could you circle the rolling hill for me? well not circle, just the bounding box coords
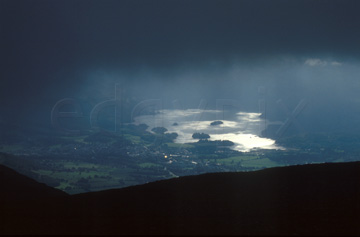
[0,164,68,201]
[0,162,359,235]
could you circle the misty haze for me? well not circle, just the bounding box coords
[1,0,360,235]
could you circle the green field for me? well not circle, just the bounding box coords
[0,144,23,153]
[31,160,139,194]
[60,135,89,144]
[213,155,257,165]
[139,162,161,168]
[123,134,142,144]
[212,155,280,169]
[165,143,194,149]
[241,157,280,168]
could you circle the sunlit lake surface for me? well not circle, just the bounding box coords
[133,109,284,152]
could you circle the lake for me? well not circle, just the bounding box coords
[133,109,284,152]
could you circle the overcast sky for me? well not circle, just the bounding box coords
[2,0,360,67]
[1,0,360,129]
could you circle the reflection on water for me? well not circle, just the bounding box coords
[133,109,284,152]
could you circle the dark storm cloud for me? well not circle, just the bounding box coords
[1,0,360,128]
[2,0,360,68]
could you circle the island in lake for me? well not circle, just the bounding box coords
[192,132,210,140]
[210,121,223,126]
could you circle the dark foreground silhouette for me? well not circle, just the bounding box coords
[0,162,359,235]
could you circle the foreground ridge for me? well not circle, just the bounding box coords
[0,162,359,235]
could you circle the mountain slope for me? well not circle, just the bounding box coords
[0,164,68,201]
[1,162,360,235]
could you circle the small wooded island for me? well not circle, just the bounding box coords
[192,132,210,140]
[210,121,223,126]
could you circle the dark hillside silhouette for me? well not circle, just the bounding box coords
[0,165,68,201]
[0,162,359,235]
